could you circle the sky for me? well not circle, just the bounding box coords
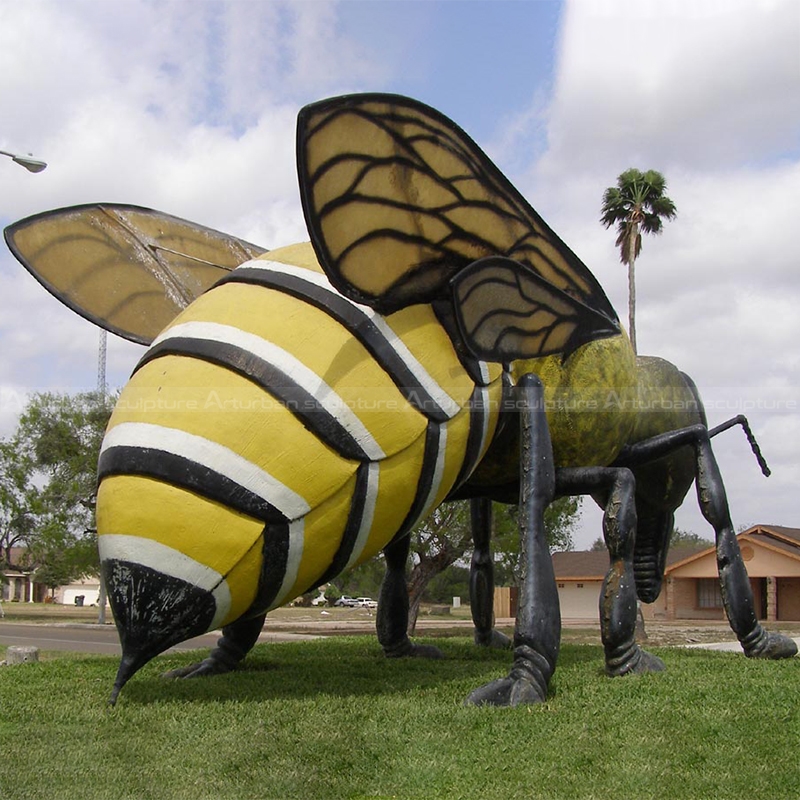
[1,0,798,551]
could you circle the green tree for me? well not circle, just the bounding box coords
[2,391,113,600]
[590,527,713,552]
[600,168,677,353]
[407,501,473,632]
[405,496,582,633]
[670,527,713,549]
[333,556,387,600]
[491,496,582,587]
[590,536,606,552]
[0,438,40,570]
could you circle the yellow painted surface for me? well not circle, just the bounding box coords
[96,475,262,622]
[275,472,358,606]
[355,434,428,565]
[217,537,264,626]
[263,243,323,272]
[162,281,428,459]
[99,238,510,623]
[109,357,356,512]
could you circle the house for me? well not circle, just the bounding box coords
[53,576,105,606]
[551,545,716,622]
[1,547,105,606]
[494,526,800,623]
[654,525,800,622]
[0,547,47,604]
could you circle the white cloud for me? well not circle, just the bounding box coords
[523,0,800,547]
[545,0,800,172]
[1,0,797,550]
[1,0,394,442]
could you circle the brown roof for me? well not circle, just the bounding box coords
[552,550,608,579]
[744,531,800,561]
[749,525,800,547]
[552,544,710,580]
[663,525,800,572]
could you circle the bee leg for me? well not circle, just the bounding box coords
[470,496,511,649]
[377,534,444,659]
[693,433,797,659]
[466,374,559,706]
[620,425,797,659]
[162,613,266,679]
[558,467,665,677]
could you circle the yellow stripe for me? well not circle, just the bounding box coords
[270,471,358,608]
[381,305,501,405]
[264,242,325,272]
[163,282,428,459]
[109,357,356,513]
[96,475,263,624]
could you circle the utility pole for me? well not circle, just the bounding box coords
[97,330,107,395]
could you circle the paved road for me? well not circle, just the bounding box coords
[0,622,222,656]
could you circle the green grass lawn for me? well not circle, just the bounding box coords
[1,637,798,799]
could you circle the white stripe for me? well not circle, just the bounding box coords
[98,534,231,631]
[241,259,336,291]
[242,259,461,418]
[478,385,491,458]
[101,422,311,520]
[271,520,305,609]
[345,462,380,570]
[419,424,449,522]
[150,321,385,461]
[478,360,491,385]
[367,316,461,418]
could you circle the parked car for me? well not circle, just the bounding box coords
[334,595,358,607]
[354,597,378,609]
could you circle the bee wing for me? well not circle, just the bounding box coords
[4,203,266,345]
[297,93,618,328]
[451,256,620,361]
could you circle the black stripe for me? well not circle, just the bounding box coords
[432,298,492,386]
[244,521,291,615]
[311,462,372,589]
[102,559,217,665]
[98,446,287,524]
[452,384,488,490]
[218,267,452,421]
[136,337,371,462]
[389,420,441,544]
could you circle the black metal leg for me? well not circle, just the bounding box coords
[694,435,797,658]
[377,535,443,659]
[557,468,664,676]
[466,373,559,706]
[162,613,267,679]
[470,497,511,649]
[619,424,796,659]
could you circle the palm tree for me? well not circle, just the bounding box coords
[600,168,677,353]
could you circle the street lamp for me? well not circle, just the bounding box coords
[0,149,47,173]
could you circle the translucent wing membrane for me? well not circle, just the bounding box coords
[297,93,618,324]
[4,204,266,345]
[452,257,621,361]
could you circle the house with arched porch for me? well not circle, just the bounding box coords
[495,525,800,623]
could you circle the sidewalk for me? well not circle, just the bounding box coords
[3,603,799,653]
[685,636,800,652]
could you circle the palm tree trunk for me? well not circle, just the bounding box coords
[628,257,636,354]
[626,226,638,354]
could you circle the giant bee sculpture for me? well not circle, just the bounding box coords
[5,93,795,707]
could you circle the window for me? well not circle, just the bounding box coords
[697,578,723,609]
